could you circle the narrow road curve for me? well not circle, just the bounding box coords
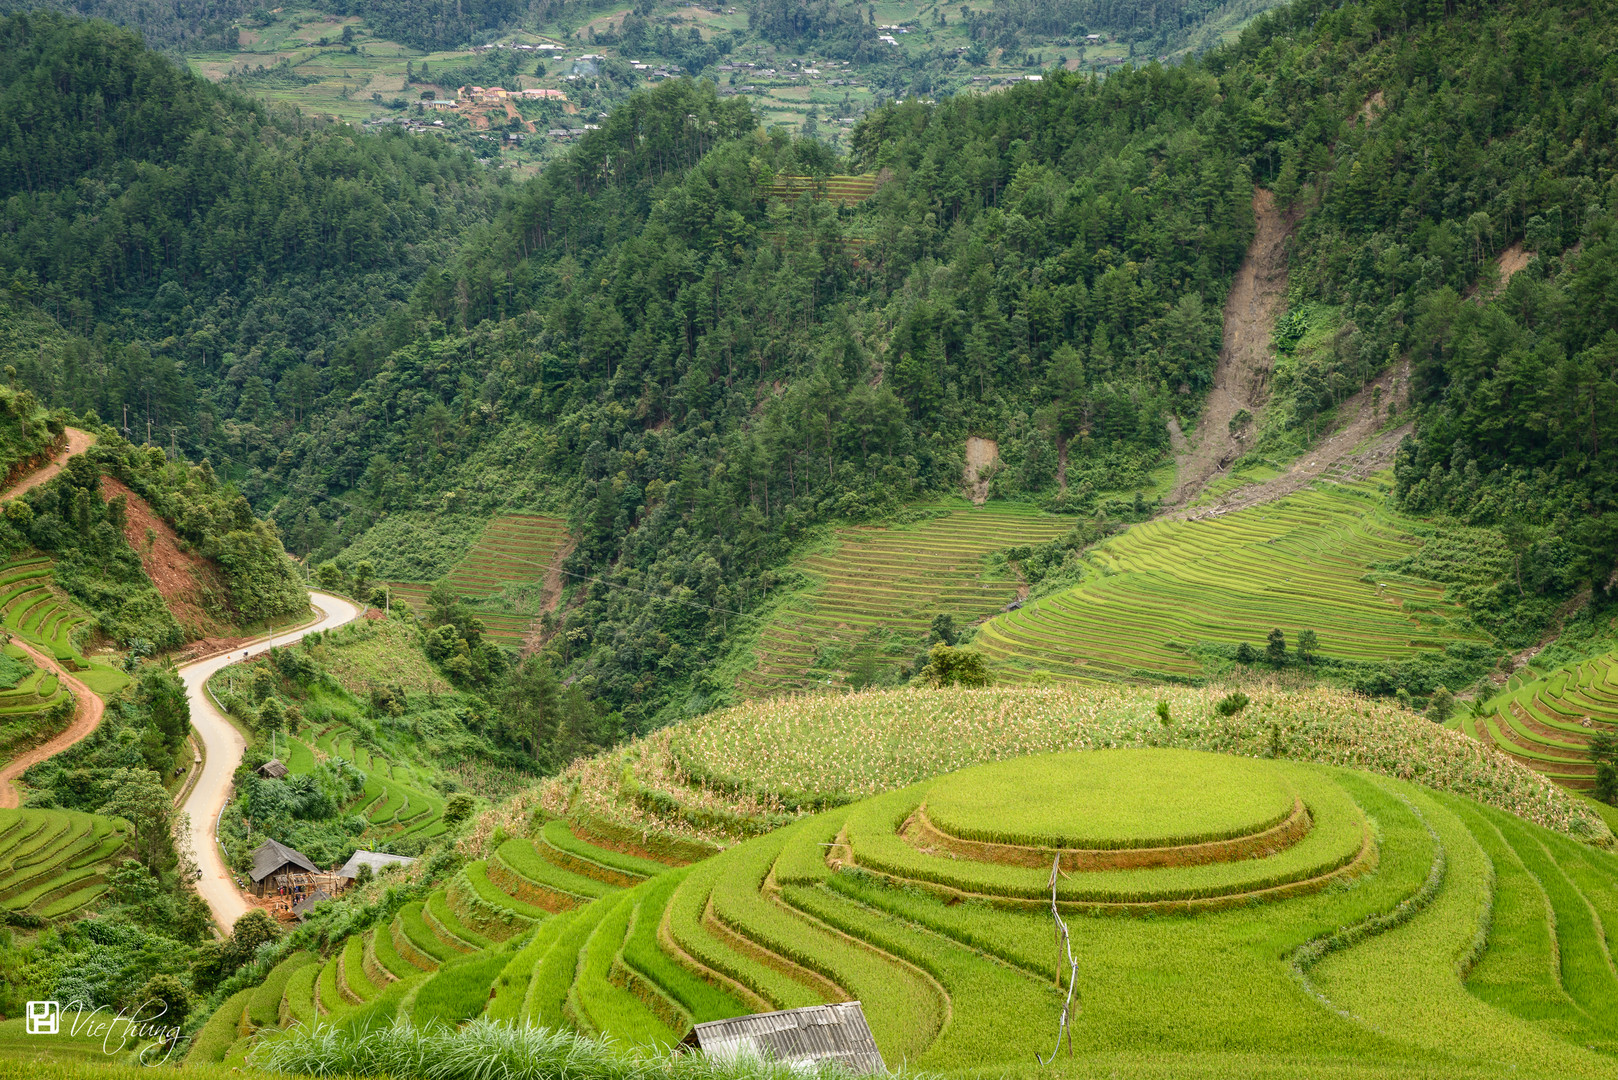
[179,591,363,934]
[1,426,93,501]
[0,639,105,809]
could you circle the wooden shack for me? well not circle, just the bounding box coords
[681,1003,883,1072]
[247,838,320,898]
[256,759,289,779]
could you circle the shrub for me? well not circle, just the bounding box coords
[1265,628,1287,665]
[1215,692,1250,717]
[916,645,990,689]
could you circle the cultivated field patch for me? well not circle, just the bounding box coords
[737,501,1073,697]
[386,514,569,645]
[0,808,130,920]
[218,745,1618,1077]
[974,479,1486,684]
[1464,652,1618,791]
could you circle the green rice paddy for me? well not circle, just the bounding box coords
[0,559,91,670]
[215,748,1618,1078]
[0,808,131,920]
[974,480,1484,683]
[0,557,128,768]
[1462,651,1618,790]
[738,500,1073,696]
[282,722,452,841]
[386,513,569,645]
[922,748,1296,849]
[203,815,683,1046]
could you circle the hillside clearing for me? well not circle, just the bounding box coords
[735,502,1073,698]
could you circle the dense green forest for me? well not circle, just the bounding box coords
[0,0,248,53]
[1213,0,1618,596]
[0,10,497,482]
[0,0,1615,736]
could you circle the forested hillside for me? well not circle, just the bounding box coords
[0,0,1615,736]
[8,0,1618,1074]
[1229,0,1618,592]
[0,11,498,484]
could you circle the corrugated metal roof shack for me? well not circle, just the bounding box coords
[682,1003,885,1073]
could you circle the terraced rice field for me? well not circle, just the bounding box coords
[0,559,91,762]
[386,514,568,645]
[287,724,452,841]
[195,815,696,1065]
[739,501,1073,697]
[223,747,1618,1075]
[0,808,130,919]
[0,557,90,670]
[1462,653,1618,790]
[975,480,1482,683]
[766,173,879,204]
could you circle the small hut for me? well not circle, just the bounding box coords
[256,759,289,779]
[335,850,416,889]
[248,839,319,898]
[681,1004,883,1072]
[291,889,332,920]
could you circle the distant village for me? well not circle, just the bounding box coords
[364,45,691,145]
[360,28,1121,149]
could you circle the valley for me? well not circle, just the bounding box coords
[2,0,1618,1076]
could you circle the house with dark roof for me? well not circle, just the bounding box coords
[682,1003,883,1072]
[248,838,320,897]
[256,759,289,779]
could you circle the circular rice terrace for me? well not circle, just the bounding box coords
[837,750,1370,911]
[198,739,1618,1078]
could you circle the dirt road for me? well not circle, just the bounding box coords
[0,426,104,807]
[0,427,93,501]
[0,640,105,809]
[1167,191,1290,508]
[179,591,363,935]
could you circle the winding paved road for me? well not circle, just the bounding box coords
[178,591,363,934]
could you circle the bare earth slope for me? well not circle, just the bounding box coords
[1167,360,1414,523]
[1167,190,1290,508]
[101,475,237,639]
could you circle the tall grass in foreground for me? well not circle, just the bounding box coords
[251,1018,884,1080]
